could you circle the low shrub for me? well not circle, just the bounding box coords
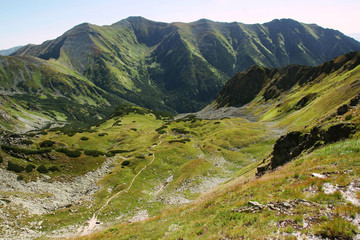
[168,138,191,144]
[0,156,3,163]
[25,164,36,173]
[108,149,132,156]
[121,160,130,166]
[21,140,33,145]
[80,136,89,141]
[84,150,106,157]
[49,166,60,172]
[1,145,51,155]
[156,125,167,134]
[171,128,190,134]
[40,140,56,148]
[98,133,107,137]
[37,165,49,174]
[17,175,24,181]
[130,128,137,131]
[156,125,167,132]
[7,161,24,173]
[56,148,81,158]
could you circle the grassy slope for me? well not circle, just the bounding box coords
[0,55,132,130]
[0,107,277,238]
[258,64,360,131]
[71,55,360,239]
[80,138,360,239]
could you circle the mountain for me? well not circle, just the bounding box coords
[1,51,360,239]
[7,17,360,117]
[213,51,360,130]
[0,46,23,56]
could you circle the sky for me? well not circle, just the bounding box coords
[0,0,359,49]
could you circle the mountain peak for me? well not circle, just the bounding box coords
[126,16,150,21]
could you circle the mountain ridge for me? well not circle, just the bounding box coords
[0,17,359,132]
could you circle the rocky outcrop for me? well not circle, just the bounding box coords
[257,123,357,175]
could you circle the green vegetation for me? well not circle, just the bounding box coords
[20,139,33,145]
[7,161,24,173]
[49,166,60,172]
[25,164,36,173]
[40,140,56,148]
[0,36,360,239]
[1,145,52,155]
[37,165,49,174]
[1,17,358,133]
[55,148,82,158]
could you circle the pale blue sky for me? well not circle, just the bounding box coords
[0,0,359,49]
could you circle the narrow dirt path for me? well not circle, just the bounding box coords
[79,140,162,236]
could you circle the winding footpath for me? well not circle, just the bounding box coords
[79,140,163,236]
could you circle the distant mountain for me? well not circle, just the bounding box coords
[2,17,359,124]
[349,33,360,42]
[0,46,23,56]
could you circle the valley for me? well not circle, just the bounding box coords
[0,16,360,240]
[0,106,279,239]
[1,17,360,132]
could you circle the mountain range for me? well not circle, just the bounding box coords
[1,17,360,132]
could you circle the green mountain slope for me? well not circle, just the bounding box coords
[0,52,360,239]
[214,51,360,129]
[10,17,360,114]
[72,52,360,240]
[0,55,132,132]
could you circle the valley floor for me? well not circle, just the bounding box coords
[0,104,359,239]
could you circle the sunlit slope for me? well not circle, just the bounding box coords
[12,17,360,113]
[79,138,360,240]
[0,106,277,238]
[215,51,360,130]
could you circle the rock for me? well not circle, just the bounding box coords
[350,94,360,106]
[311,173,327,179]
[324,123,356,143]
[258,123,356,175]
[248,201,265,209]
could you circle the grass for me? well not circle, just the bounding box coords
[0,107,281,237]
[2,70,360,239]
[72,135,360,239]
